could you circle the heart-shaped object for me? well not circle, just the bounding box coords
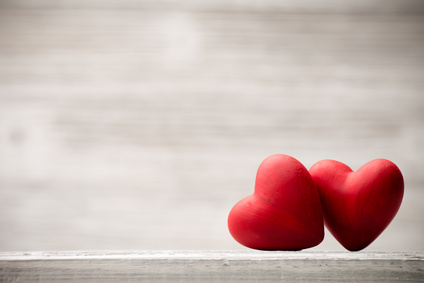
[309,159,404,251]
[228,154,324,250]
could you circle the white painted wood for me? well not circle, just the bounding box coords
[0,0,423,252]
[1,251,423,282]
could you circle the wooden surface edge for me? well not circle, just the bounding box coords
[1,251,423,282]
[0,250,423,261]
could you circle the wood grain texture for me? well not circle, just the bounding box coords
[0,1,423,251]
[1,251,423,282]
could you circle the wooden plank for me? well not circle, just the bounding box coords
[0,251,423,282]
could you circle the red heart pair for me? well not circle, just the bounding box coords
[228,154,404,251]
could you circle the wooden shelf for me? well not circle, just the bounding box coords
[1,251,423,282]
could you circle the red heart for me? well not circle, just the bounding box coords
[309,159,404,251]
[228,154,324,250]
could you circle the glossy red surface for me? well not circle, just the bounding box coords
[310,159,404,251]
[228,154,324,250]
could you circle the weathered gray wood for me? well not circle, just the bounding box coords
[0,251,423,282]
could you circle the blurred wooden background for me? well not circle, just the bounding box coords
[0,0,423,252]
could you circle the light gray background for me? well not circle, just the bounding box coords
[0,0,423,252]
